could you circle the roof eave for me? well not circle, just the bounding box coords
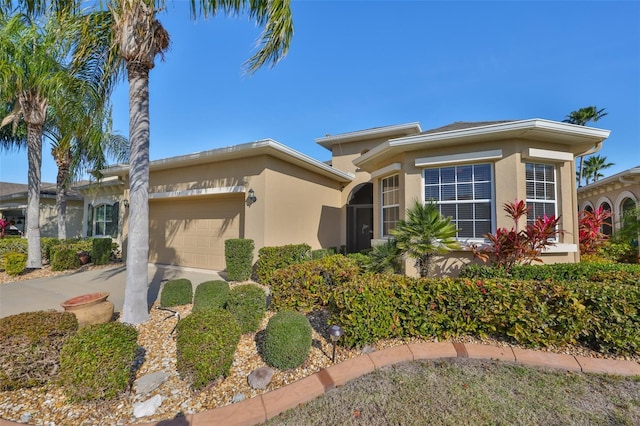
[315,122,423,150]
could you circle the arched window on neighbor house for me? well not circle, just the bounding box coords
[621,197,637,230]
[599,201,613,236]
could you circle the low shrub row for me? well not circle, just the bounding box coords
[329,274,639,355]
[266,254,361,312]
[254,243,311,283]
[459,262,640,285]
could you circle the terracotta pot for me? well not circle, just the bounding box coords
[61,292,113,328]
[78,253,91,265]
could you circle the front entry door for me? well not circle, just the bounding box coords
[348,205,373,253]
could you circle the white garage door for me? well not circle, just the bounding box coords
[149,196,242,270]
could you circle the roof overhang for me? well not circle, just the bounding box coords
[315,122,423,150]
[101,139,354,184]
[577,166,640,197]
[354,119,611,170]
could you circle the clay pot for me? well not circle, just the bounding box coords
[61,292,114,328]
[78,252,91,265]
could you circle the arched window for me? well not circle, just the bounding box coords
[584,204,594,214]
[87,202,119,237]
[599,201,613,236]
[621,197,637,229]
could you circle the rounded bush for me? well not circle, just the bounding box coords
[4,252,27,276]
[51,247,80,271]
[193,280,230,312]
[226,284,266,333]
[176,309,241,390]
[0,311,78,390]
[58,322,138,401]
[160,278,193,307]
[263,311,312,370]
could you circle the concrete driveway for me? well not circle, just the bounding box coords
[0,264,223,318]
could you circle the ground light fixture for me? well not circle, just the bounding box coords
[328,324,344,363]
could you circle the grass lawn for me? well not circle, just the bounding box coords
[265,358,640,425]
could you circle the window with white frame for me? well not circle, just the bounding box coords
[423,164,493,239]
[525,163,556,225]
[87,202,119,237]
[381,174,399,237]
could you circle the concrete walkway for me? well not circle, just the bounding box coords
[0,264,222,318]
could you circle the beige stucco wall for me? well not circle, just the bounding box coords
[366,138,581,277]
[2,196,84,238]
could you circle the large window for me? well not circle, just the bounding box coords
[525,163,556,225]
[381,174,399,237]
[87,202,119,237]
[423,164,492,239]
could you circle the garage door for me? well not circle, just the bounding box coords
[149,196,242,270]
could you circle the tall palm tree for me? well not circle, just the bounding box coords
[582,155,614,184]
[391,200,460,278]
[0,12,80,268]
[563,106,608,187]
[8,0,294,324]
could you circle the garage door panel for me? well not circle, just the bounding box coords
[149,197,241,270]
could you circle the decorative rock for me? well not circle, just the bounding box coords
[247,366,274,389]
[20,413,32,423]
[361,345,376,354]
[135,371,170,396]
[133,395,162,418]
[231,393,246,403]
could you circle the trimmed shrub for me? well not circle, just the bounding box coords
[58,322,138,401]
[224,239,254,281]
[255,243,311,283]
[92,238,112,265]
[0,238,27,270]
[193,280,230,312]
[0,311,78,390]
[310,248,335,260]
[226,283,266,333]
[51,247,81,271]
[176,309,241,390]
[263,311,312,370]
[42,238,63,261]
[268,254,361,312]
[4,252,26,275]
[160,279,193,307]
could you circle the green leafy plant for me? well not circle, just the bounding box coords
[193,280,230,312]
[226,283,266,333]
[263,311,312,370]
[51,247,81,271]
[472,199,560,272]
[254,243,311,283]
[91,238,112,265]
[3,251,26,275]
[391,200,460,277]
[176,309,241,390]
[364,239,403,274]
[58,322,138,401]
[0,311,78,390]
[224,238,254,281]
[160,279,193,307]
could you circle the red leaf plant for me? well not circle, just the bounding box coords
[578,207,611,255]
[471,199,561,272]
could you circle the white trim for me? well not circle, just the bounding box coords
[542,243,578,253]
[415,150,502,167]
[149,186,246,200]
[315,122,422,147]
[523,148,573,162]
[615,191,638,230]
[370,163,402,178]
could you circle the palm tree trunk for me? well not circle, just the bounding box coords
[122,62,150,325]
[55,150,71,240]
[26,122,43,268]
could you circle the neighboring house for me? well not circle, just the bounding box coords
[577,166,640,236]
[0,182,84,238]
[92,118,610,276]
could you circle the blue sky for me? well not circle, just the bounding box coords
[1,0,639,184]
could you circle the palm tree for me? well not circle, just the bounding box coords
[0,12,80,268]
[582,155,614,184]
[563,106,608,187]
[8,0,294,324]
[391,200,460,278]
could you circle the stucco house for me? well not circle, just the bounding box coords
[577,166,639,236]
[0,182,84,238]
[82,118,610,276]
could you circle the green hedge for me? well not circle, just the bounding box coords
[459,262,640,285]
[329,274,639,355]
[160,279,193,307]
[59,322,138,401]
[0,239,27,270]
[91,238,112,265]
[263,311,312,370]
[193,280,230,312]
[3,252,26,275]
[226,283,266,333]
[254,243,311,283]
[51,248,81,271]
[224,239,254,281]
[268,254,361,312]
[176,309,241,390]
